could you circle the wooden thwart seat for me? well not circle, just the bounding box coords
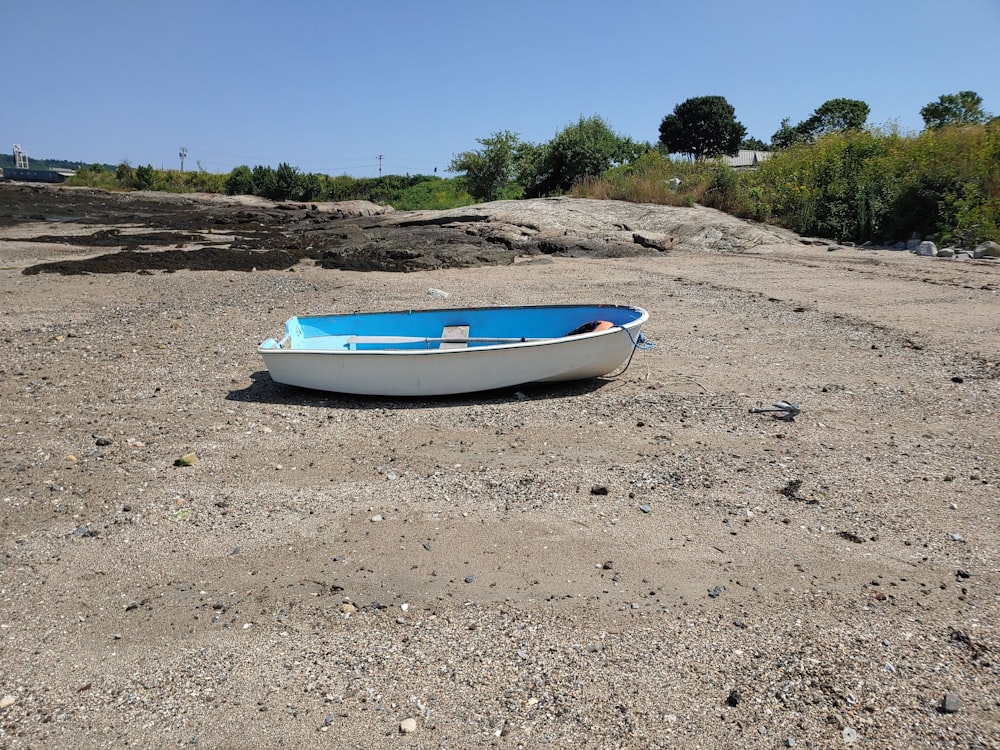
[439,325,470,349]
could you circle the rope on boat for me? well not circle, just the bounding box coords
[608,327,655,378]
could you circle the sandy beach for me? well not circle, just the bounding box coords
[1,185,997,748]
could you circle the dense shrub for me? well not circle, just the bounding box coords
[700,122,999,245]
[388,177,475,210]
[225,165,254,195]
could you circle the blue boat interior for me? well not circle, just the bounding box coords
[262,305,643,351]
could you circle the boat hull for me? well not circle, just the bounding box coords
[258,304,648,396]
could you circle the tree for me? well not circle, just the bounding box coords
[658,96,746,160]
[771,117,810,149]
[133,164,156,190]
[803,98,870,136]
[920,91,990,129]
[522,116,643,198]
[771,99,870,148]
[448,130,523,202]
[740,136,769,151]
[251,165,277,198]
[273,162,300,200]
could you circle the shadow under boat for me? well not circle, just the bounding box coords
[226,369,616,410]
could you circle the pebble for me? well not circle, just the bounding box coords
[638,504,651,514]
[399,717,418,733]
[941,692,962,713]
[0,694,16,709]
[843,726,858,743]
[708,585,725,598]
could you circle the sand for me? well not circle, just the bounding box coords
[0,186,997,748]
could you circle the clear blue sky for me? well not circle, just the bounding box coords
[3,0,998,178]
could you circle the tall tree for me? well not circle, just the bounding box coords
[771,117,810,150]
[772,99,870,148]
[658,96,746,160]
[920,91,990,129]
[803,98,870,136]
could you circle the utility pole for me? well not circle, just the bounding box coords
[377,154,384,178]
[179,146,188,172]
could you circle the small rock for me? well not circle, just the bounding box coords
[399,717,418,734]
[948,533,965,542]
[915,240,937,257]
[174,452,198,467]
[0,694,16,709]
[726,689,741,707]
[638,504,652,514]
[338,603,357,614]
[590,486,609,495]
[843,727,858,744]
[370,514,383,522]
[708,585,725,598]
[941,693,962,713]
[974,240,1000,258]
[464,575,475,584]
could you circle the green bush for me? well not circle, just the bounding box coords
[703,122,999,245]
[225,165,254,195]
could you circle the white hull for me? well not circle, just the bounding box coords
[258,304,649,397]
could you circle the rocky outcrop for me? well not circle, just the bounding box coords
[318,197,797,271]
[7,184,995,275]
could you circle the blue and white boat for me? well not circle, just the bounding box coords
[258,304,650,396]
